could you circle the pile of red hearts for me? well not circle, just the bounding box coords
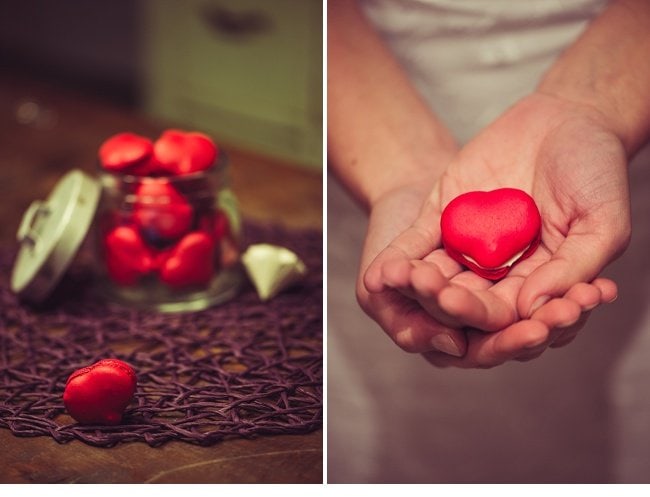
[97,130,237,289]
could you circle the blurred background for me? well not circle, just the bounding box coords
[0,0,322,169]
[0,0,322,245]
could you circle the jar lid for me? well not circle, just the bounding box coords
[11,169,101,303]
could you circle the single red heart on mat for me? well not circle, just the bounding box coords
[104,225,154,285]
[133,178,194,241]
[440,188,541,280]
[159,231,216,288]
[98,132,153,173]
[153,129,218,176]
[63,359,137,425]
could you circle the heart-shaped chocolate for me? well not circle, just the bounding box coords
[104,225,154,285]
[133,179,194,241]
[159,231,216,288]
[98,132,153,173]
[63,359,137,425]
[153,129,218,176]
[440,188,541,280]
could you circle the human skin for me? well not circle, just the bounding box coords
[328,0,621,366]
[365,92,627,367]
[362,0,650,367]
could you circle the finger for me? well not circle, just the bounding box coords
[564,282,601,312]
[435,284,518,332]
[408,260,517,331]
[530,297,582,330]
[422,320,549,368]
[358,290,467,356]
[486,319,550,363]
[514,279,616,352]
[525,280,616,351]
[592,277,618,303]
[380,258,418,299]
[364,220,441,293]
[517,229,622,318]
[421,249,465,279]
[533,294,599,352]
[548,311,591,348]
[408,262,460,328]
[512,316,582,358]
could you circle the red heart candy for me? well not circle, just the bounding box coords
[133,179,194,240]
[104,225,154,285]
[213,210,231,240]
[98,132,153,172]
[159,231,216,288]
[63,359,137,425]
[440,188,541,280]
[153,129,218,175]
[197,210,230,241]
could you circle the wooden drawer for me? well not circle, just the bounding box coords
[142,0,322,168]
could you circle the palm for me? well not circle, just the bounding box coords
[365,93,627,365]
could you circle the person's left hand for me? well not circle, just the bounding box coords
[364,92,628,367]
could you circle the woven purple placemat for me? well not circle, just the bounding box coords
[0,222,322,447]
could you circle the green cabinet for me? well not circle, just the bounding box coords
[141,0,322,169]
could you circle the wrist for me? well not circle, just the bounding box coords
[329,135,457,212]
[365,148,456,210]
[536,0,650,157]
[537,70,649,158]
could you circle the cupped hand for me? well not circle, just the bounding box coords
[364,92,629,365]
[356,181,469,358]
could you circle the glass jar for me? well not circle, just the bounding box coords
[94,155,243,312]
[11,156,244,312]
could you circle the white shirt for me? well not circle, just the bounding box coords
[361,0,607,142]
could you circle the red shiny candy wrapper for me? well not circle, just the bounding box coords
[440,188,541,280]
[153,129,218,176]
[104,225,154,285]
[159,231,216,288]
[63,359,137,425]
[133,179,194,241]
[98,132,153,173]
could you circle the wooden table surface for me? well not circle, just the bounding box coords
[0,73,323,483]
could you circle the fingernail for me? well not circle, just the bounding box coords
[524,335,548,349]
[431,334,463,357]
[556,317,579,329]
[606,295,618,304]
[528,295,550,317]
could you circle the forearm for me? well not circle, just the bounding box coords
[327,0,457,211]
[538,0,650,157]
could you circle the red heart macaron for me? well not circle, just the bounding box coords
[153,129,218,176]
[104,225,154,285]
[63,359,137,425]
[159,231,216,288]
[440,188,541,280]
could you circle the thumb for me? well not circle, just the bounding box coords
[363,216,440,293]
[517,227,629,318]
[359,189,437,291]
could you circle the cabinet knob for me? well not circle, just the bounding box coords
[200,5,272,38]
